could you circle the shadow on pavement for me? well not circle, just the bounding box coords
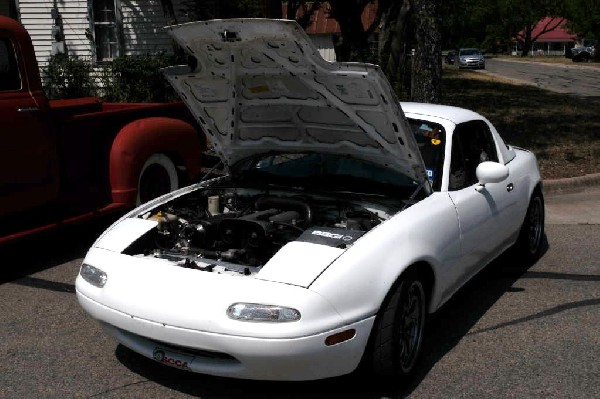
[399,239,550,397]
[0,214,121,284]
[112,237,556,398]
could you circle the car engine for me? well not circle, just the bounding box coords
[124,187,396,275]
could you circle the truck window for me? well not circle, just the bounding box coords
[0,38,21,91]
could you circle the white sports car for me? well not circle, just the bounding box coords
[76,19,545,381]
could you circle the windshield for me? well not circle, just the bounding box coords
[460,49,481,56]
[407,118,445,191]
[232,153,419,197]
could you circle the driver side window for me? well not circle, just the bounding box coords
[0,38,21,91]
[449,121,498,191]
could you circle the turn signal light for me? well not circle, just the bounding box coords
[325,329,356,346]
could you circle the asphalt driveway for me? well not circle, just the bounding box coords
[1,188,598,398]
[482,58,600,101]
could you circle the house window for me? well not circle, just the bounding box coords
[92,0,120,61]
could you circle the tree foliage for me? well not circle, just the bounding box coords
[177,0,265,20]
[563,0,600,46]
[501,0,567,56]
[156,0,596,103]
[440,0,573,56]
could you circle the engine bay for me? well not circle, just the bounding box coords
[124,186,400,275]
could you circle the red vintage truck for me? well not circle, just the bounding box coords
[0,16,204,244]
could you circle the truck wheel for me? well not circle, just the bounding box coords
[136,154,179,205]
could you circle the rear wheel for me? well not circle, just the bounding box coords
[371,272,427,378]
[136,154,179,205]
[515,190,545,261]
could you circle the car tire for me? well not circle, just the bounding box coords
[371,271,427,378]
[514,189,545,261]
[136,153,179,205]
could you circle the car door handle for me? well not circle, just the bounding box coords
[18,107,40,113]
[507,183,514,192]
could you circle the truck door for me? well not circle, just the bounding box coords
[0,34,58,216]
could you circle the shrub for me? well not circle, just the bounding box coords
[100,54,178,103]
[43,54,96,99]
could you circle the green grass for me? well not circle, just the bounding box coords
[440,68,599,179]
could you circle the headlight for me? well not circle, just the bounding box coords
[80,263,107,288]
[227,303,301,322]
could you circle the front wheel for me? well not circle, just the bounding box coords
[515,190,545,261]
[136,154,179,205]
[371,273,427,378]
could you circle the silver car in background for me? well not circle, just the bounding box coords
[458,48,485,69]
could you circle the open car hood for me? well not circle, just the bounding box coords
[164,19,428,185]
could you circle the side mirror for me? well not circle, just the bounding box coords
[476,161,509,185]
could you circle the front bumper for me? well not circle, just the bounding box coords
[459,59,485,68]
[77,290,375,381]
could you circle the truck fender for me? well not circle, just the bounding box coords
[109,117,203,205]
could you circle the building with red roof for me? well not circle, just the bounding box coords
[512,17,578,56]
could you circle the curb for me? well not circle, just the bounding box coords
[543,173,600,196]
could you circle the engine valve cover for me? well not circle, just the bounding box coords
[296,227,365,248]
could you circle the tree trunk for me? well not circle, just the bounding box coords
[411,0,441,103]
[328,0,370,62]
[381,0,411,84]
[520,25,533,57]
[264,0,282,18]
[286,1,323,29]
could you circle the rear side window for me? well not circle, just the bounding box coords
[0,37,21,91]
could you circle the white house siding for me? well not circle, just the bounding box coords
[310,34,336,62]
[17,0,186,68]
[18,0,91,68]
[16,1,336,90]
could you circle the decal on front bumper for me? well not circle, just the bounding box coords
[153,347,194,370]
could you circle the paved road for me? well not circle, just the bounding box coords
[482,58,600,101]
[546,187,600,225]
[1,192,599,398]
